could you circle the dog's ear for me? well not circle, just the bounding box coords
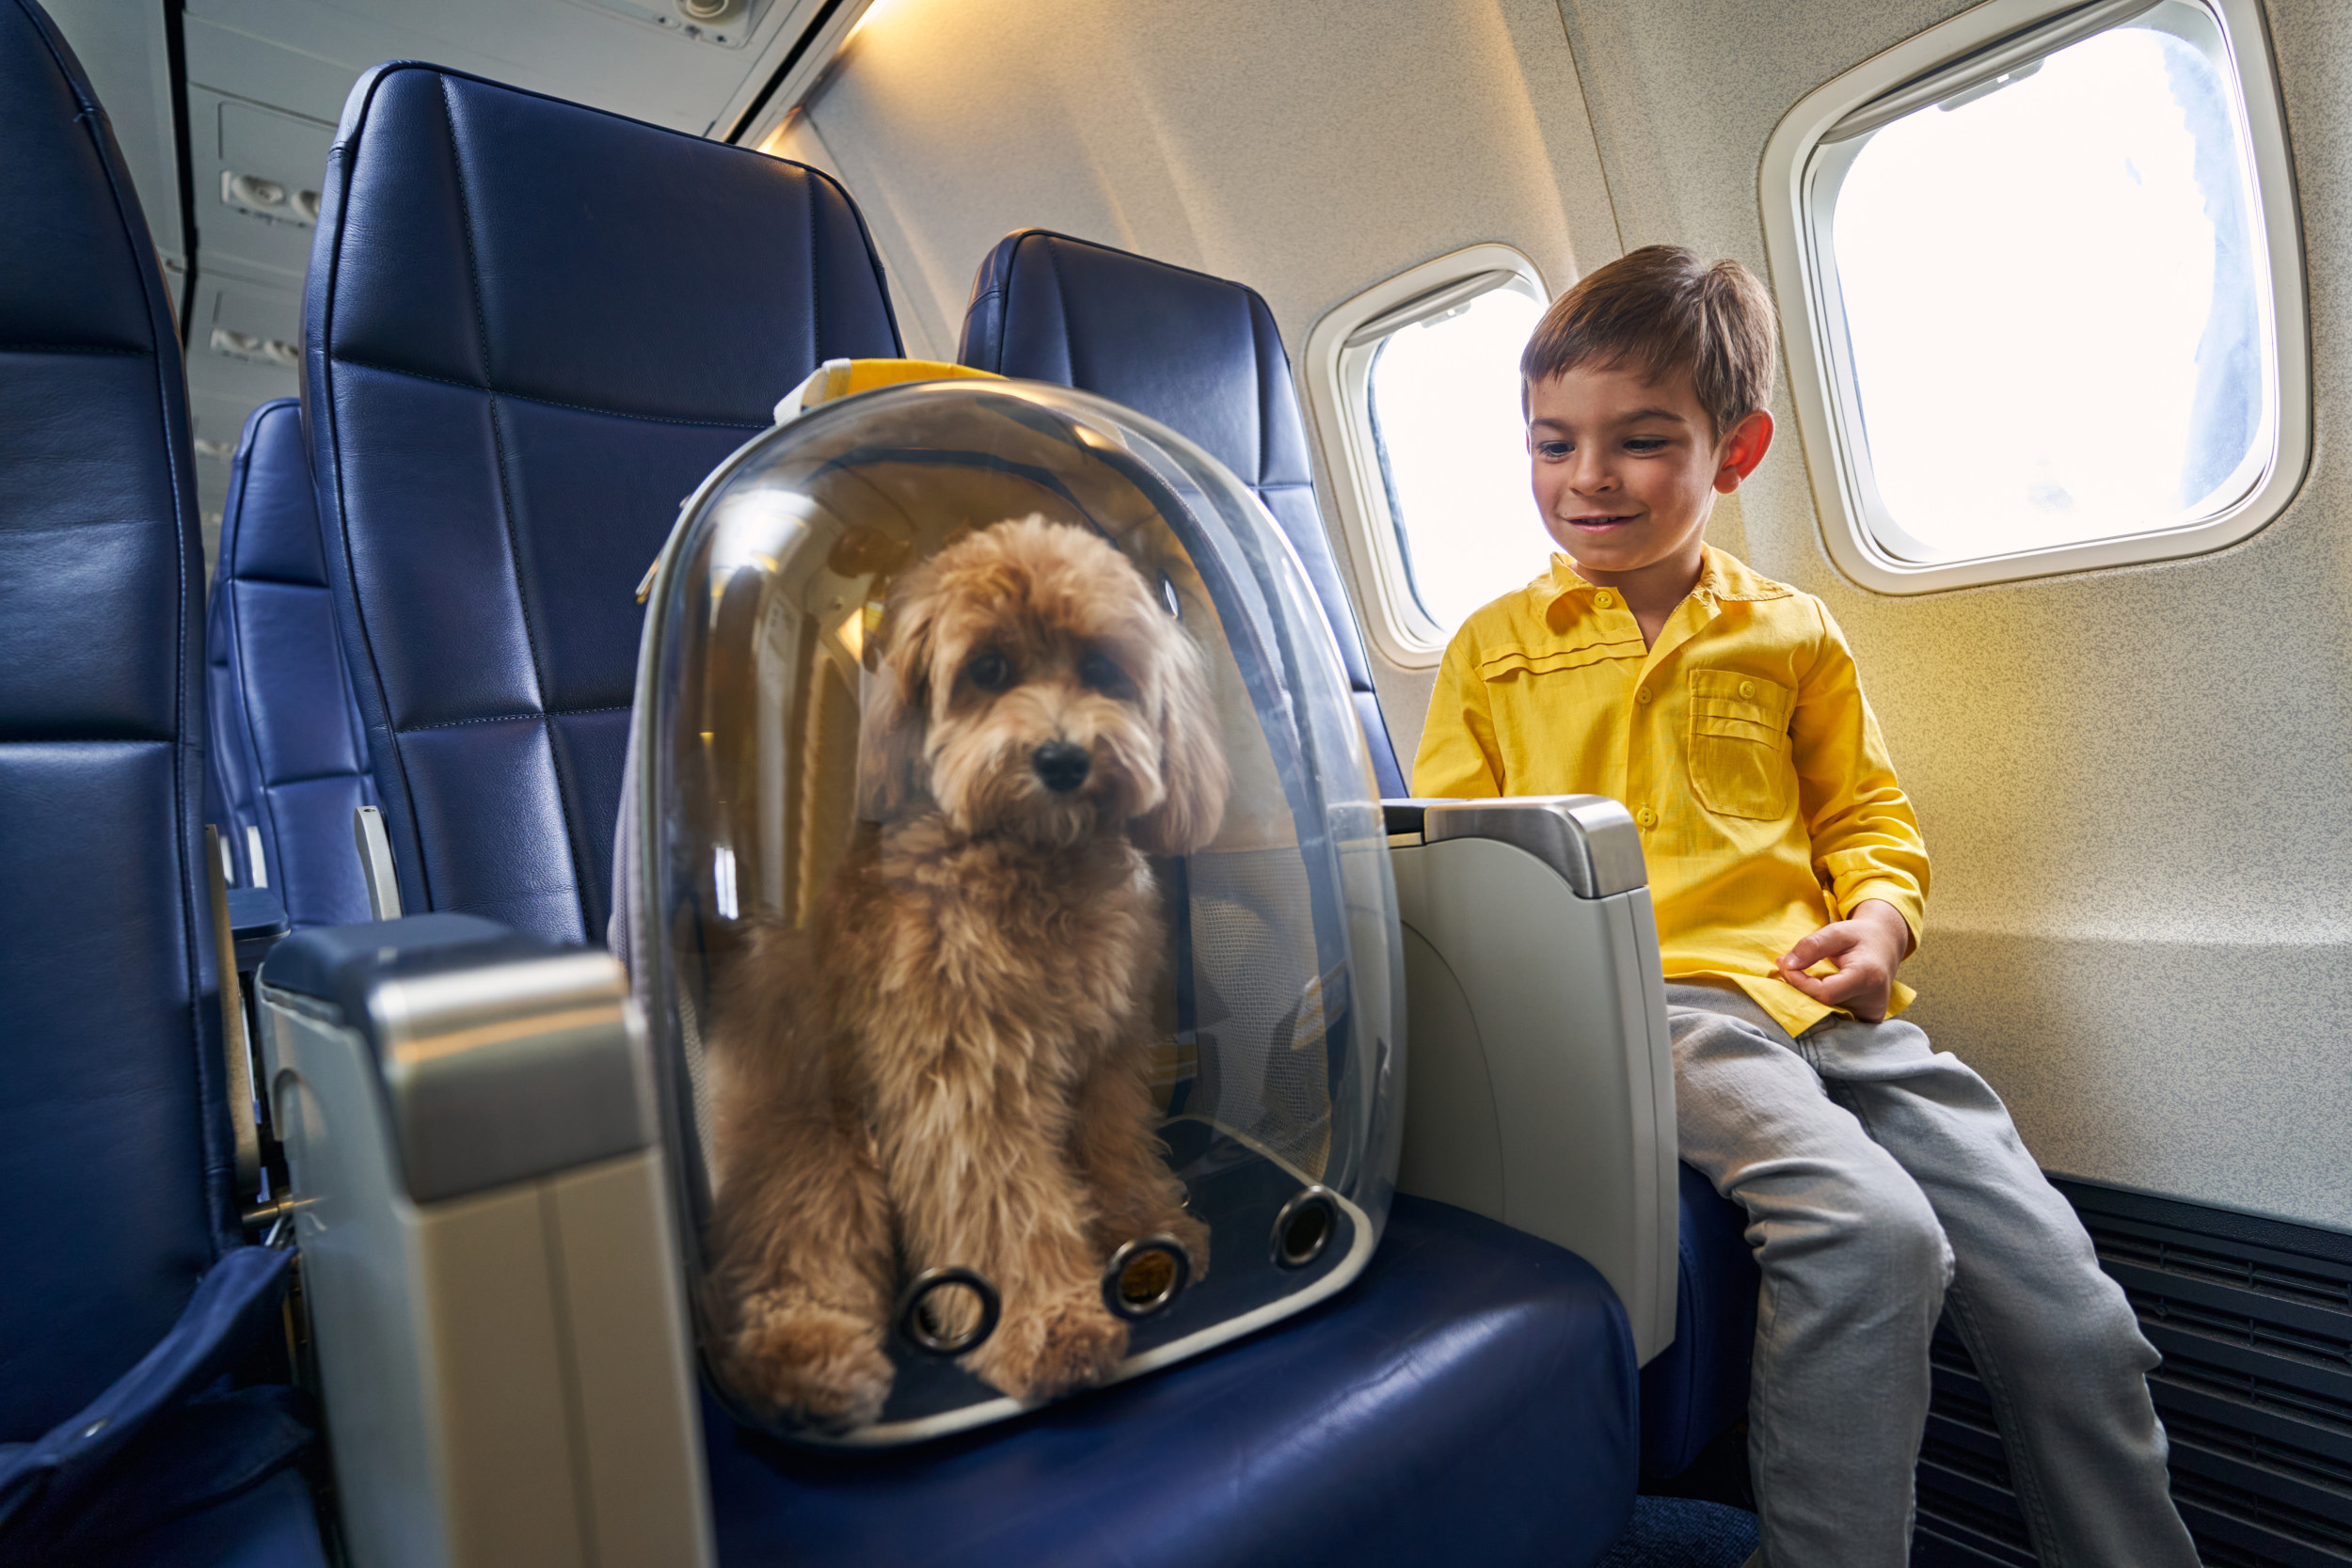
[1131,625,1229,856]
[854,579,940,821]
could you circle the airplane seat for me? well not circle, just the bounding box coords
[249,68,1642,1550]
[957,228,1408,796]
[0,2,322,1561]
[952,230,1756,1479]
[204,397,378,928]
[300,61,901,945]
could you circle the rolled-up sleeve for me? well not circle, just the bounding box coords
[1791,601,1929,950]
[1412,629,1505,799]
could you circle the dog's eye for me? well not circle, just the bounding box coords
[964,649,1013,691]
[1079,650,1129,694]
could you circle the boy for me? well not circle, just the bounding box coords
[1412,246,2197,1568]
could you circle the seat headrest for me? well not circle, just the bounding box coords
[958,230,1312,498]
[313,61,900,426]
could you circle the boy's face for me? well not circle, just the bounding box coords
[1526,363,1771,587]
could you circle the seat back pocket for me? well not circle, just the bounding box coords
[1688,669,1794,819]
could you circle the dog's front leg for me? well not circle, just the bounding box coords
[707,1104,898,1432]
[876,1063,1129,1403]
[1071,1044,1209,1277]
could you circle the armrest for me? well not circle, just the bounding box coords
[254,915,711,1568]
[1385,796,1678,1364]
[224,887,289,974]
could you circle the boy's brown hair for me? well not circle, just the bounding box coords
[1520,245,1778,442]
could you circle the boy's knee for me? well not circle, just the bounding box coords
[1849,1180,1953,1296]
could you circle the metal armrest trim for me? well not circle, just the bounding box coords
[1404,795,1648,899]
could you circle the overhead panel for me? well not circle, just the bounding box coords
[153,0,835,566]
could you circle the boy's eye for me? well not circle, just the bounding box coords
[1079,649,1130,694]
[1625,437,1669,453]
[965,649,1013,691]
[1534,440,1572,460]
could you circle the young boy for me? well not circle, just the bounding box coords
[1412,245,2198,1568]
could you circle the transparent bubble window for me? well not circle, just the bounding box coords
[618,380,1402,1446]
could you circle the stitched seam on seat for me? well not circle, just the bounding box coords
[0,341,152,356]
[330,355,770,429]
[821,164,904,354]
[225,572,333,591]
[0,734,176,746]
[321,73,436,922]
[1247,297,1273,488]
[398,704,631,734]
[262,765,376,789]
[806,172,822,367]
[439,75,586,939]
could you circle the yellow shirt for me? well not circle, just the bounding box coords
[1411,546,1928,1037]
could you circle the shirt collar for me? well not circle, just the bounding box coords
[1540,544,1790,623]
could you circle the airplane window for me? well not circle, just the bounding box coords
[1763,0,2306,592]
[1363,282,1552,633]
[1303,246,1555,665]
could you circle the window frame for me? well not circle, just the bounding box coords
[1758,0,2309,594]
[1303,245,1550,666]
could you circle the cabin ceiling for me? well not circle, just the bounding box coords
[42,0,838,560]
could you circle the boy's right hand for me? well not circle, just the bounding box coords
[1777,899,1912,1022]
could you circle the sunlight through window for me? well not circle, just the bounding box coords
[1827,0,2271,563]
[1365,283,1553,632]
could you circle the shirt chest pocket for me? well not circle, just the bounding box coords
[1687,669,1795,820]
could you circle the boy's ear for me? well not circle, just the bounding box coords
[1715,409,1774,493]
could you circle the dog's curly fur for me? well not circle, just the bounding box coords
[705,515,1229,1429]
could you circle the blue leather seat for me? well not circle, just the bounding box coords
[957,230,1758,1481]
[0,4,321,1561]
[958,229,1407,797]
[205,398,377,928]
[289,70,1636,1559]
[301,62,902,944]
[1642,1164,1760,1478]
[707,1198,1635,1567]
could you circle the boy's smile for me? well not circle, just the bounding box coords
[1526,364,1772,636]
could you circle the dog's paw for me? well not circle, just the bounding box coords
[1158,1209,1211,1281]
[729,1301,894,1431]
[966,1291,1129,1402]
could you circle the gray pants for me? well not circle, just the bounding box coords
[1667,982,2198,1568]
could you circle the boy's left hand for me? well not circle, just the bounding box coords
[1777,900,1912,1022]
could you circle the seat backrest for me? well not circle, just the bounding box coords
[957,230,1406,796]
[304,64,901,943]
[0,0,236,1437]
[206,398,377,928]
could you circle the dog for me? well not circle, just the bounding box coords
[705,515,1229,1430]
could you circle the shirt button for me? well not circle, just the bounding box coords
[1635,805,1657,829]
[1635,686,1652,705]
[1738,680,1756,699]
[1595,590,1615,609]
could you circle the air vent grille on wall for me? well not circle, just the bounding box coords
[1914,1180,2352,1568]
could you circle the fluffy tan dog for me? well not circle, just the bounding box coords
[706,515,1228,1430]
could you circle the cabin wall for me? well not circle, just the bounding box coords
[1569,0,2352,1234]
[811,0,2352,1237]
[787,0,1624,746]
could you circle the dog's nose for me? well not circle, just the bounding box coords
[1032,740,1091,794]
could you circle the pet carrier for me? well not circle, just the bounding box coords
[613,364,1402,1446]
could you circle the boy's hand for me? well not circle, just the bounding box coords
[1777,900,1912,1022]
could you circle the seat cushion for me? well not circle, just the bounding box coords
[706,1196,1637,1568]
[1639,1163,1759,1478]
[957,230,1406,797]
[85,1468,327,1568]
[206,398,377,927]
